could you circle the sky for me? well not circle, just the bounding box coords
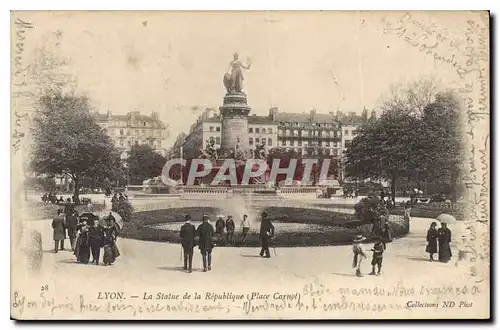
[15,11,467,146]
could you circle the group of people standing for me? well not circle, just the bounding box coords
[51,206,121,266]
[426,221,452,263]
[179,212,275,273]
[214,214,251,245]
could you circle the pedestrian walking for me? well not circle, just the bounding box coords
[66,209,79,251]
[215,215,225,245]
[225,215,235,245]
[369,238,384,276]
[180,215,196,273]
[89,220,104,265]
[352,235,367,277]
[259,212,275,258]
[437,222,452,263]
[196,214,215,272]
[426,222,438,261]
[52,209,66,253]
[240,214,250,243]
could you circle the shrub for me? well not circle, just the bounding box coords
[112,198,135,222]
[354,193,388,224]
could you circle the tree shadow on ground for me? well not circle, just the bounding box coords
[239,254,262,258]
[58,258,79,264]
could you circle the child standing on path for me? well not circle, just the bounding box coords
[370,239,385,276]
[352,235,367,277]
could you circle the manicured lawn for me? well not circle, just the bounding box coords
[120,206,408,247]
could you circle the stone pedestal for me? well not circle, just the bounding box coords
[219,92,251,158]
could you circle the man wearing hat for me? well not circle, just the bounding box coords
[225,215,236,245]
[180,215,196,273]
[352,235,367,277]
[215,215,225,245]
[259,212,275,258]
[196,214,215,272]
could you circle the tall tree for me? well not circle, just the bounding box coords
[127,144,167,185]
[344,110,420,202]
[30,92,121,201]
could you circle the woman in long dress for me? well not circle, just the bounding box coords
[426,222,438,261]
[227,53,251,93]
[74,221,91,264]
[437,222,452,263]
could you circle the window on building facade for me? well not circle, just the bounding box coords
[278,129,283,135]
[262,139,266,145]
[330,130,334,137]
[345,129,349,136]
[249,137,254,145]
[216,137,221,144]
[281,140,286,146]
[119,140,124,146]
[345,140,352,148]
[255,128,260,133]
[285,129,290,136]
[255,138,260,143]
[293,129,298,136]
[298,140,302,146]
[216,127,221,132]
[209,126,214,132]
[267,128,272,134]
[249,127,253,133]
[120,129,124,135]
[268,138,272,145]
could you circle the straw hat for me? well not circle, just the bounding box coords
[353,235,366,243]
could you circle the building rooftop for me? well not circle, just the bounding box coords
[248,115,274,125]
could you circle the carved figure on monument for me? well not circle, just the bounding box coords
[200,137,218,161]
[254,140,268,159]
[234,136,246,161]
[223,53,252,93]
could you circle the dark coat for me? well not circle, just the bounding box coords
[89,225,104,245]
[226,219,235,233]
[426,228,438,254]
[52,215,66,241]
[180,222,196,248]
[197,221,215,251]
[259,218,275,241]
[215,219,225,234]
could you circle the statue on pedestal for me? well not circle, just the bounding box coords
[200,137,218,162]
[254,141,268,160]
[223,53,252,93]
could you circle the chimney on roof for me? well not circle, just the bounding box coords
[310,109,316,122]
[362,107,368,121]
[336,109,342,121]
[269,107,278,121]
[151,112,159,120]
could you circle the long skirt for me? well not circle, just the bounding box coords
[74,236,91,264]
[438,243,452,263]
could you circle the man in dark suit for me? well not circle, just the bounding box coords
[225,215,235,245]
[180,215,196,273]
[89,220,104,265]
[66,209,79,251]
[259,212,275,258]
[52,209,66,253]
[196,214,215,272]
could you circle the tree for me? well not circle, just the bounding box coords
[31,92,121,202]
[345,109,419,202]
[127,144,167,185]
[346,79,463,202]
[354,193,388,224]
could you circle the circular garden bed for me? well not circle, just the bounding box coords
[120,206,409,247]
